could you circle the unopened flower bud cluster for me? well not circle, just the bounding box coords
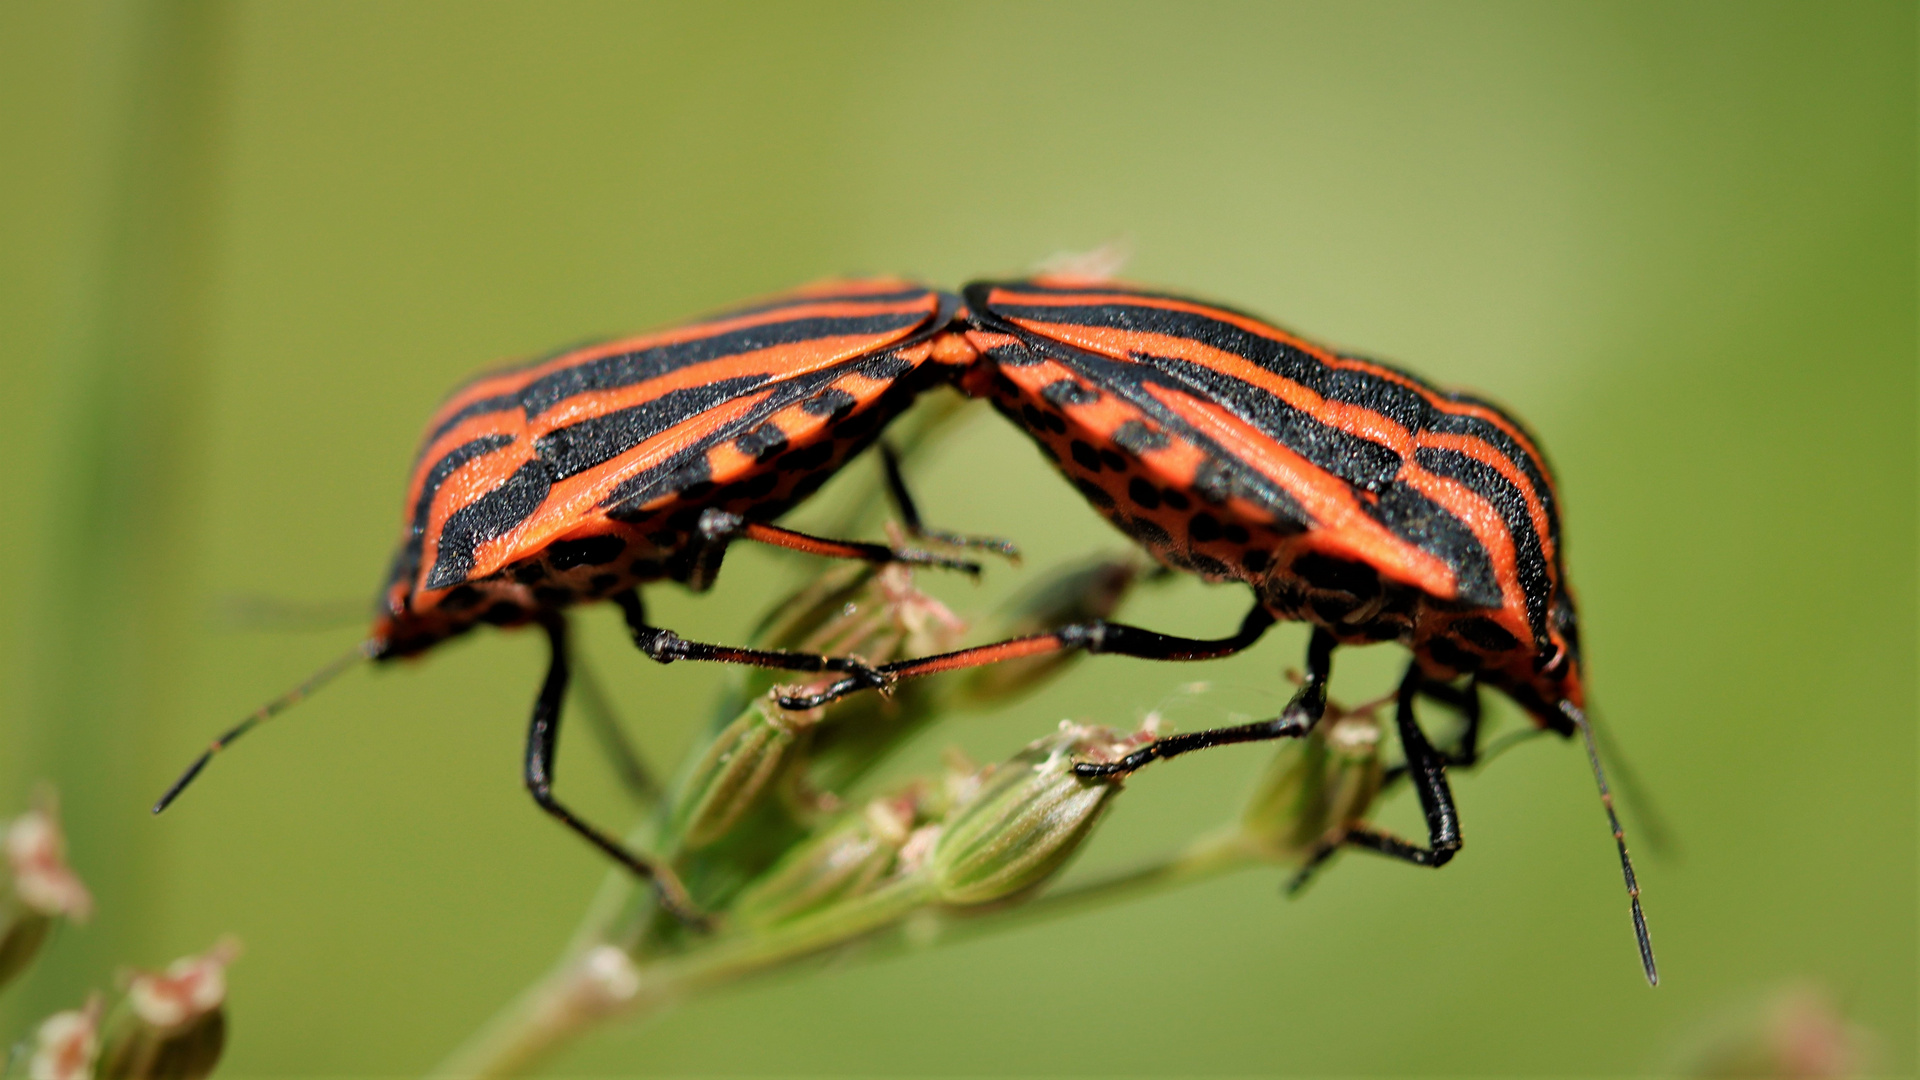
[2,794,239,1080]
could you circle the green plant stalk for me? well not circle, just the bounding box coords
[430,827,1263,1078]
[13,0,229,1035]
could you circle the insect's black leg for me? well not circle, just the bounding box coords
[524,617,706,926]
[1276,627,1337,736]
[1340,663,1463,869]
[613,590,888,693]
[775,602,1279,712]
[1283,842,1343,897]
[1072,626,1337,777]
[685,508,982,593]
[1383,676,1483,785]
[878,442,1019,560]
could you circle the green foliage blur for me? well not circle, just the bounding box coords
[1,2,1911,1074]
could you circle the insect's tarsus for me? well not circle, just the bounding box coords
[152,638,380,814]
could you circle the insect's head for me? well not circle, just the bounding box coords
[1497,584,1586,734]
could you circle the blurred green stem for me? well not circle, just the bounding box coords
[13,0,229,1033]
[431,829,1261,1078]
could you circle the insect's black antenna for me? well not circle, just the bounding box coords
[1586,700,1676,857]
[152,639,380,814]
[1563,699,1658,986]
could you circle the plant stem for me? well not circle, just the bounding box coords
[430,876,936,1079]
[429,828,1265,1078]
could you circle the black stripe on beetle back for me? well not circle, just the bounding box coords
[535,376,772,481]
[988,299,1558,521]
[426,458,554,589]
[1118,351,1405,492]
[1363,483,1501,608]
[515,313,924,420]
[385,432,518,595]
[1414,446,1551,646]
[415,337,615,454]
[418,392,523,458]
[598,364,848,515]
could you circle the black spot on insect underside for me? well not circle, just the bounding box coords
[735,422,788,462]
[1111,420,1169,456]
[802,388,857,421]
[1453,615,1520,653]
[1041,379,1100,407]
[549,534,627,570]
[1072,477,1115,509]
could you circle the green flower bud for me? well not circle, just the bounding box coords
[1239,697,1386,862]
[958,555,1144,704]
[2,792,93,993]
[929,722,1149,906]
[668,697,811,851]
[98,938,238,1080]
[732,788,930,930]
[678,560,969,843]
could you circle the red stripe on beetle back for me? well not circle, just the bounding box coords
[415,435,540,596]
[401,410,527,530]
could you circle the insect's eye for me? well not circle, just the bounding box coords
[1540,644,1567,675]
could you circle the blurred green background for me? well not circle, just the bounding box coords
[1,1,1912,1075]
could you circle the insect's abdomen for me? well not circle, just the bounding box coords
[962,278,1573,696]
[374,280,953,656]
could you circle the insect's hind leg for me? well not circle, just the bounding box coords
[684,508,983,593]
[525,617,706,927]
[877,442,1019,560]
[1072,626,1337,777]
[1289,676,1490,895]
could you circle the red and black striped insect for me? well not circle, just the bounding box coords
[780,276,1656,983]
[158,271,1651,979]
[154,279,1009,921]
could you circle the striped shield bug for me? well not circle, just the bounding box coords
[779,276,1656,983]
[154,279,1013,923]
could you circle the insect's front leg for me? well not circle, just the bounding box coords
[1333,663,1464,870]
[1072,625,1334,778]
[523,616,707,926]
